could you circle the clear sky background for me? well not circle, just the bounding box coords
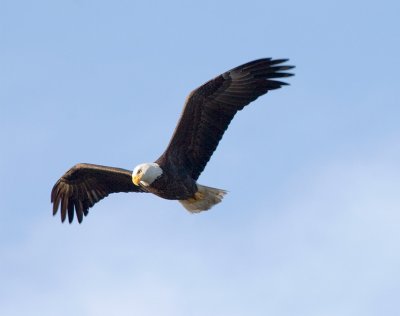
[1,1,399,315]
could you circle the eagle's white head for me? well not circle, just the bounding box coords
[132,163,163,187]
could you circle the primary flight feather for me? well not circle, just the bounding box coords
[51,58,294,223]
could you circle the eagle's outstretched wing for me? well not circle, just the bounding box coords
[51,163,145,223]
[156,58,294,180]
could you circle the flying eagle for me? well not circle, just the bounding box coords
[51,58,294,223]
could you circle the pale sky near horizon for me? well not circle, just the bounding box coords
[1,1,400,315]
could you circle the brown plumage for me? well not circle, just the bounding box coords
[157,58,293,180]
[51,58,294,223]
[51,164,145,223]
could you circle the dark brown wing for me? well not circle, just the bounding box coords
[156,58,294,180]
[51,163,145,223]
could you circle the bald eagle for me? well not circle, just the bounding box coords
[51,58,294,223]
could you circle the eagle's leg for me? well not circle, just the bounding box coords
[178,184,227,213]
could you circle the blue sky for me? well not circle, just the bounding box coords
[1,0,399,315]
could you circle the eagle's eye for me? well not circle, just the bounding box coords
[138,169,142,174]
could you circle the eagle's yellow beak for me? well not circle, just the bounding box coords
[132,174,141,186]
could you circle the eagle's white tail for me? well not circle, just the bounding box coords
[179,184,227,213]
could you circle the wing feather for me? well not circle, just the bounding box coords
[157,58,294,179]
[51,163,146,223]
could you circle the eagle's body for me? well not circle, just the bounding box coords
[51,58,294,223]
[139,162,197,200]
